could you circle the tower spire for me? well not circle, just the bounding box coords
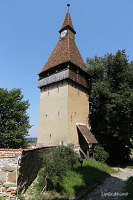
[59,3,76,34]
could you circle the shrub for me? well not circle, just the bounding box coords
[94,145,109,163]
[37,145,78,193]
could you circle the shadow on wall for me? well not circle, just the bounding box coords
[17,148,45,193]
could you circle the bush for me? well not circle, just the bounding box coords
[94,145,109,163]
[37,145,78,193]
[22,159,118,199]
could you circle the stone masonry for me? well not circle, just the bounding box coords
[0,147,45,199]
[0,149,23,199]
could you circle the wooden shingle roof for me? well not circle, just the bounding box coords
[77,124,98,144]
[59,12,76,33]
[40,36,86,73]
[39,12,86,74]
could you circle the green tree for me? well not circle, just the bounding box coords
[0,88,31,148]
[87,50,133,164]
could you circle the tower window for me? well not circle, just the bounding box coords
[58,111,60,116]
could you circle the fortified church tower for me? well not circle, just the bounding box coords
[37,4,97,150]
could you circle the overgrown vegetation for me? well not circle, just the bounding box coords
[36,145,78,193]
[0,88,31,148]
[87,50,133,165]
[124,177,133,200]
[29,146,117,199]
[61,159,117,198]
[94,145,109,163]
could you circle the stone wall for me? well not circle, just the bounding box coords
[0,149,23,199]
[0,147,47,199]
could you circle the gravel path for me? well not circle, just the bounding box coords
[82,168,133,200]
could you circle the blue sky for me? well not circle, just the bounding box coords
[0,0,133,137]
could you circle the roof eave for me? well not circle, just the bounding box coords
[59,25,76,34]
[38,61,90,78]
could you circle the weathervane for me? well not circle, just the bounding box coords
[67,0,70,12]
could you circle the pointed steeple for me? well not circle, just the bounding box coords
[59,12,76,34]
[39,10,86,74]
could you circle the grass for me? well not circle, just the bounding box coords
[61,159,118,198]
[21,160,118,200]
[82,159,117,174]
[124,177,133,200]
[62,170,85,197]
[127,166,133,169]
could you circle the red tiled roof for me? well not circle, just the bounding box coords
[77,124,98,144]
[59,12,76,33]
[40,36,86,73]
